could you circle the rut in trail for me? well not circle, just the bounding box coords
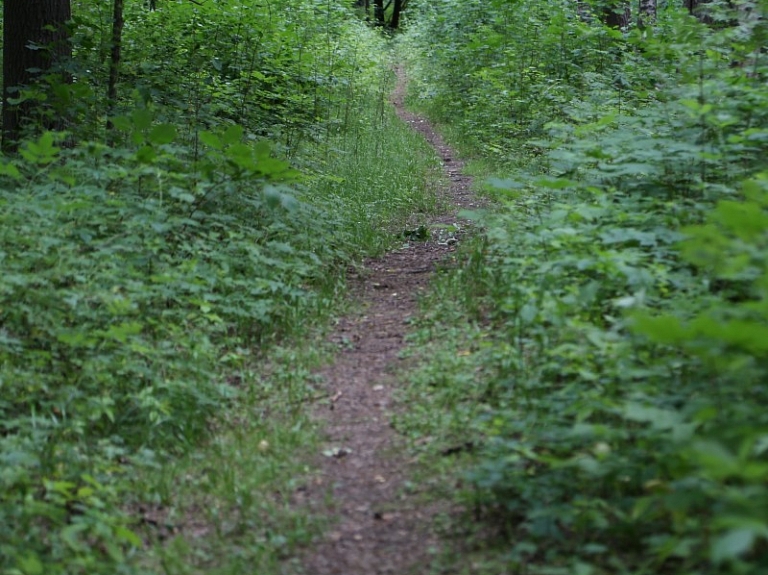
[292,68,480,575]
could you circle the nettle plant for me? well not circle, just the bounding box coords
[400,0,626,153]
[402,1,768,573]
[0,1,430,569]
[0,116,337,573]
[30,0,371,152]
[631,173,768,572]
[464,171,768,572]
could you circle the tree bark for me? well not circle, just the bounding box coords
[374,0,385,25]
[107,0,125,139]
[684,0,722,25]
[2,0,72,150]
[603,1,631,28]
[684,0,702,15]
[390,0,404,28]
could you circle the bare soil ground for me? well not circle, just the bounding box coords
[293,69,479,575]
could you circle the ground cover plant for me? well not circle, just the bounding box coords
[0,1,440,573]
[399,0,768,573]
[4,0,768,572]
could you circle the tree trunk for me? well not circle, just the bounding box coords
[604,1,631,28]
[390,0,404,28]
[684,0,720,24]
[684,0,702,15]
[106,0,125,139]
[374,0,385,25]
[2,0,72,150]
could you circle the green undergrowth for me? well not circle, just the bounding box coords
[302,102,442,256]
[398,1,768,575]
[0,0,441,570]
[134,341,329,575]
[0,111,438,574]
[129,103,441,575]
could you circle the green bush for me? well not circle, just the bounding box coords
[0,122,329,573]
[401,1,768,573]
[0,0,438,570]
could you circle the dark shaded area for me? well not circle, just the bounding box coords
[2,0,71,150]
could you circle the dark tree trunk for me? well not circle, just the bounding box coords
[684,0,702,15]
[107,0,125,139]
[2,0,72,150]
[603,1,631,28]
[355,0,370,15]
[684,1,720,25]
[390,0,404,29]
[374,0,385,25]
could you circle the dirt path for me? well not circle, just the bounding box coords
[293,68,478,575]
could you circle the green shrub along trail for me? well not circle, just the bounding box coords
[0,2,440,573]
[1,0,767,574]
[396,1,768,574]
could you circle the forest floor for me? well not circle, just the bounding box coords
[293,68,480,575]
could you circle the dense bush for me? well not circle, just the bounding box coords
[0,1,441,573]
[0,122,334,574]
[401,1,768,573]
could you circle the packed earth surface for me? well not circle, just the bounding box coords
[294,69,480,575]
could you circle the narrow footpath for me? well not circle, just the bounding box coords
[293,69,479,575]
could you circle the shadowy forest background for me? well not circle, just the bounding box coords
[0,0,766,574]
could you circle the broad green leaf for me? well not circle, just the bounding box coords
[131,108,153,130]
[0,161,21,179]
[135,145,157,163]
[222,124,244,145]
[199,131,223,150]
[631,313,688,344]
[148,123,177,145]
[109,115,132,131]
[711,529,755,563]
[622,403,681,430]
[60,523,88,552]
[534,177,576,190]
[101,321,143,343]
[17,554,43,575]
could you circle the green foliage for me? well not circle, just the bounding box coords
[59,0,381,150]
[400,1,768,574]
[306,103,442,255]
[137,343,329,575]
[0,0,439,572]
[0,125,319,574]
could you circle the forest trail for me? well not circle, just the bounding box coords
[293,68,479,575]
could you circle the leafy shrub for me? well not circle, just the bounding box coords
[0,120,329,572]
[401,1,768,573]
[0,3,437,568]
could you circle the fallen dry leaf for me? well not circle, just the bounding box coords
[322,447,352,458]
